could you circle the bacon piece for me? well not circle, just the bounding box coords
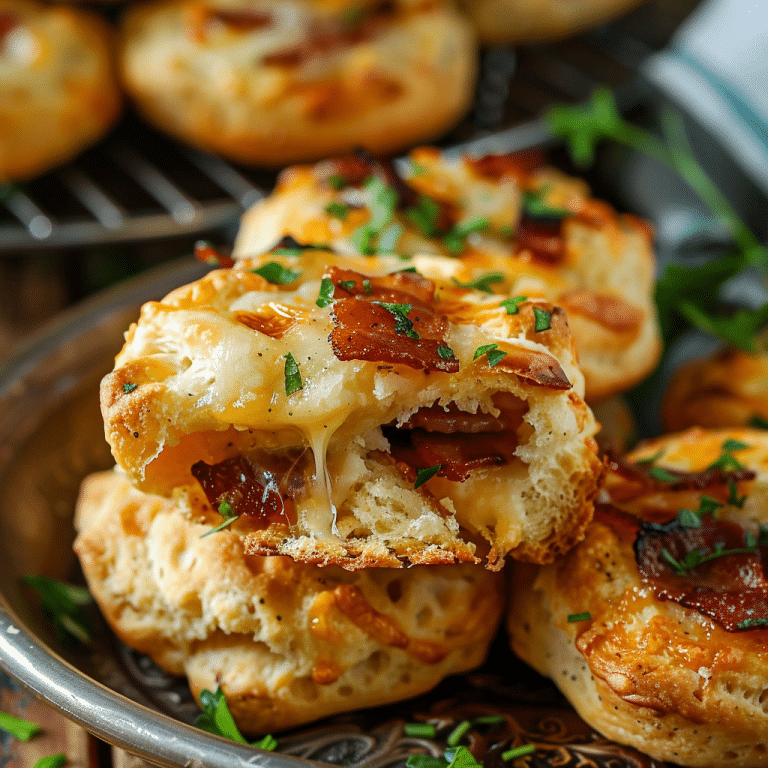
[559,289,644,334]
[467,149,547,183]
[0,10,18,43]
[327,267,457,372]
[194,241,234,268]
[515,215,565,264]
[211,8,272,30]
[234,308,301,339]
[492,347,571,390]
[635,515,768,632]
[191,454,305,527]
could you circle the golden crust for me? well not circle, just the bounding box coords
[233,148,661,401]
[118,0,476,165]
[0,0,122,181]
[509,428,768,768]
[455,0,645,44]
[100,249,602,569]
[662,346,768,433]
[74,469,504,734]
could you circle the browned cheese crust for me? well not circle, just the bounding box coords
[0,0,122,181]
[74,469,504,734]
[508,428,768,768]
[662,345,768,433]
[100,249,602,570]
[455,0,645,44]
[118,0,476,165]
[233,147,661,402]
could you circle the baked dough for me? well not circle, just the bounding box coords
[509,427,768,768]
[0,0,122,181]
[118,0,476,165]
[100,249,602,570]
[74,469,504,734]
[233,147,661,401]
[662,345,768,433]
[456,0,645,45]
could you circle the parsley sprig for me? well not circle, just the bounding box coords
[547,88,768,353]
[22,576,92,644]
[453,273,504,294]
[375,302,419,338]
[200,501,238,538]
[195,687,277,750]
[283,352,303,395]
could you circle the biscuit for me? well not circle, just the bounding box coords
[233,148,661,401]
[74,469,504,734]
[100,248,602,570]
[455,0,645,45]
[662,345,768,433]
[0,0,121,181]
[118,0,476,165]
[509,427,768,767]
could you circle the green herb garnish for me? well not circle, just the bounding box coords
[338,280,356,292]
[649,466,679,483]
[283,352,303,395]
[405,195,442,237]
[635,448,665,465]
[375,302,419,338]
[533,307,551,332]
[737,618,768,630]
[522,188,570,219]
[325,201,350,219]
[0,711,41,741]
[415,464,441,489]
[662,537,759,576]
[501,744,536,761]
[33,756,67,768]
[437,345,455,359]
[707,440,748,471]
[749,415,768,429]
[547,87,768,353]
[316,277,336,308]
[195,687,277,749]
[403,722,437,738]
[499,296,527,315]
[251,262,301,285]
[446,720,472,747]
[22,576,92,644]
[200,501,238,538]
[453,273,504,294]
[728,478,747,508]
[327,174,346,190]
[122,382,137,394]
[567,612,591,623]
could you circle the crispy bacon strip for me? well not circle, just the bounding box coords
[515,216,565,264]
[327,267,458,373]
[492,347,571,390]
[191,455,302,528]
[0,10,18,42]
[467,149,547,183]
[635,515,768,632]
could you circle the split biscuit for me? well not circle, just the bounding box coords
[100,248,602,570]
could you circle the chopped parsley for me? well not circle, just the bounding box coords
[567,612,592,623]
[728,478,747,508]
[453,272,504,293]
[338,280,356,292]
[473,343,506,367]
[706,440,748,471]
[407,745,482,768]
[437,345,455,359]
[501,745,536,761]
[375,302,419,338]
[283,352,303,396]
[499,296,527,315]
[532,307,551,332]
[521,188,570,219]
[737,618,768,630]
[405,194,442,237]
[414,464,441,489]
[0,711,41,741]
[325,201,350,219]
[403,722,437,738]
[648,466,679,483]
[33,756,67,768]
[200,501,238,538]
[22,575,92,644]
[662,538,759,577]
[749,415,768,429]
[316,277,336,307]
[122,382,137,394]
[195,687,277,749]
[326,173,347,190]
[251,261,301,285]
